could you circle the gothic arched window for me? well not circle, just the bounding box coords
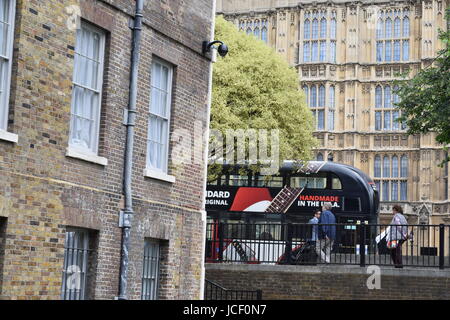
[403,16,410,37]
[394,17,401,37]
[261,27,268,43]
[392,156,399,177]
[401,155,408,177]
[385,18,392,38]
[374,155,381,177]
[400,155,408,200]
[328,86,335,131]
[377,18,383,39]
[312,19,319,39]
[310,86,317,108]
[303,42,310,62]
[304,19,311,39]
[320,18,327,38]
[318,85,325,106]
[303,85,309,105]
[376,11,409,62]
[375,86,382,108]
[383,156,390,178]
[254,27,260,38]
[330,18,336,39]
[384,86,391,108]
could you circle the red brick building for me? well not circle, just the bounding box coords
[0,0,213,300]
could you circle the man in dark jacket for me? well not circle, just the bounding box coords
[316,202,336,263]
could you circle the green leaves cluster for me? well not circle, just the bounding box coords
[395,9,450,161]
[210,16,316,177]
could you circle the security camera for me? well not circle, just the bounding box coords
[202,40,229,58]
[217,43,229,57]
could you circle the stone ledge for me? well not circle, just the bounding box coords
[0,130,18,143]
[205,263,450,278]
[66,147,108,166]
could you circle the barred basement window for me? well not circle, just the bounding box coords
[0,0,16,131]
[142,239,161,300]
[0,217,6,295]
[61,228,91,300]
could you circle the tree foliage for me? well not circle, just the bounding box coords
[209,16,316,178]
[395,9,450,160]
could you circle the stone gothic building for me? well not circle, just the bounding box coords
[217,0,450,224]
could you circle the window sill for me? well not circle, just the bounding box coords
[144,169,176,184]
[66,147,108,166]
[0,130,18,143]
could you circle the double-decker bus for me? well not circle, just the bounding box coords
[205,161,380,261]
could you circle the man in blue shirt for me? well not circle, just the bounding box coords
[308,210,321,243]
[316,202,336,263]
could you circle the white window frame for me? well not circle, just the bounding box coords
[0,0,17,143]
[145,58,175,183]
[67,21,107,165]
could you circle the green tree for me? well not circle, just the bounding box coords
[395,9,450,162]
[209,16,316,179]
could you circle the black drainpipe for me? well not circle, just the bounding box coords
[117,0,144,300]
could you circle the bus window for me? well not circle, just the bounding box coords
[331,175,342,190]
[208,178,219,186]
[255,223,282,241]
[291,173,327,189]
[229,175,249,186]
[218,175,228,186]
[223,221,246,239]
[344,197,361,212]
[255,176,283,187]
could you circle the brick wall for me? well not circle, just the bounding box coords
[0,218,6,294]
[206,264,450,300]
[0,0,213,300]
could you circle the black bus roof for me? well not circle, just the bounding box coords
[222,160,375,184]
[280,161,374,182]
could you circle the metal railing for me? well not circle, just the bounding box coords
[204,279,262,300]
[205,222,450,269]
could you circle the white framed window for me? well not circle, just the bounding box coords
[147,58,173,176]
[0,0,16,135]
[69,21,106,155]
